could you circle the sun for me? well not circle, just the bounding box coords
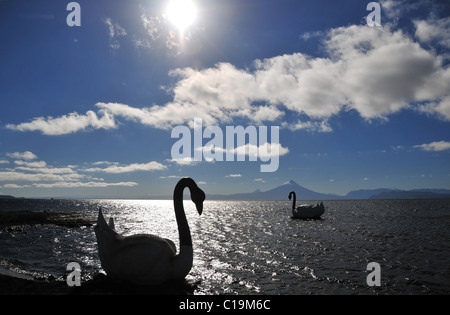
[166,0,198,32]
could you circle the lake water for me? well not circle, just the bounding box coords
[0,198,449,294]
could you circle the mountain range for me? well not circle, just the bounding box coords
[206,180,450,201]
[2,181,449,200]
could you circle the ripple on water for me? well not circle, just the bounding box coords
[0,199,449,294]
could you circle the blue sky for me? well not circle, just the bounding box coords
[0,0,449,198]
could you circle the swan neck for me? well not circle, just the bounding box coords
[291,192,296,210]
[173,178,193,247]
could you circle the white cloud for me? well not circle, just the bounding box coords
[199,142,289,160]
[380,0,400,19]
[6,151,37,160]
[14,160,47,168]
[0,171,85,182]
[14,166,76,174]
[141,14,161,41]
[284,120,332,132]
[166,157,198,166]
[300,30,324,41]
[418,95,450,121]
[160,175,184,179]
[6,110,116,135]
[133,6,182,55]
[0,184,32,189]
[84,161,167,173]
[104,17,127,51]
[234,142,289,159]
[414,17,450,47]
[92,161,119,166]
[0,160,9,164]
[225,174,242,178]
[96,102,176,129]
[380,0,437,20]
[392,145,405,151]
[104,17,127,38]
[326,25,448,119]
[413,141,450,152]
[247,106,285,123]
[32,181,138,188]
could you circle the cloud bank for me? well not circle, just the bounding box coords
[6,17,450,135]
[0,151,167,189]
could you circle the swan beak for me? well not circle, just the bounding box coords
[195,202,203,215]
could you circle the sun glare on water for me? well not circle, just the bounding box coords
[166,0,198,32]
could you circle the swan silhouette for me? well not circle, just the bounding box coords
[288,191,324,220]
[94,178,205,285]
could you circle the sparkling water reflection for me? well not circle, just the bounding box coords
[0,199,449,294]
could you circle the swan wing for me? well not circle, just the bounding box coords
[101,234,177,285]
[293,203,325,219]
[95,208,123,259]
[96,208,118,236]
[120,234,177,255]
[164,238,177,253]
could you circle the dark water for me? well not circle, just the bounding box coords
[0,198,449,294]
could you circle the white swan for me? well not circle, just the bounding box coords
[94,178,205,285]
[288,191,324,220]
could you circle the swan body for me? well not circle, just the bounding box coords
[94,178,205,285]
[288,191,325,220]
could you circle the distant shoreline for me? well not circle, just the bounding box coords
[1,196,449,202]
[2,181,449,200]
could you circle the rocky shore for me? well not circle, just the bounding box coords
[0,210,95,232]
[0,272,196,295]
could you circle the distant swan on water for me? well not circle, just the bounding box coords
[288,191,325,220]
[94,178,205,285]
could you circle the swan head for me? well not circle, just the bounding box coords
[191,185,205,215]
[288,191,295,200]
[177,177,205,215]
